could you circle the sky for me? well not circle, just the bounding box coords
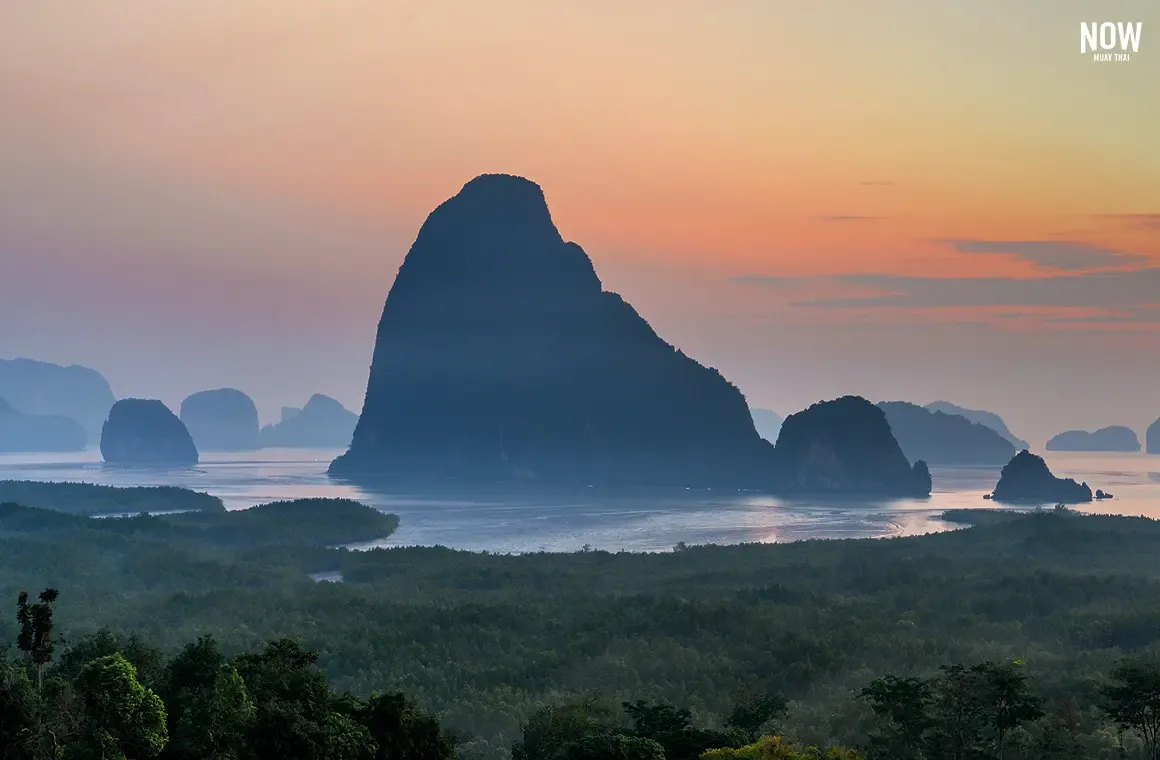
[1,0,1157,444]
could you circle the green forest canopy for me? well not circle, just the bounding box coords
[3,483,1160,758]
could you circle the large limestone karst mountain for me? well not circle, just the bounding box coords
[329,174,773,487]
[330,174,929,497]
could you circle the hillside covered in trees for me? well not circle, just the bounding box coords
[4,485,1160,758]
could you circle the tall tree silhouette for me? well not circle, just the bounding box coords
[16,588,59,690]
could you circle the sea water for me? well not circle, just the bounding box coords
[1,449,1158,553]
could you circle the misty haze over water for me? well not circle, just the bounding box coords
[2,448,1158,553]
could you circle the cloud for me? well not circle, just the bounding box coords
[859,180,895,187]
[1044,308,1160,325]
[731,274,811,290]
[935,238,1150,271]
[769,268,1160,311]
[819,214,881,222]
[1098,214,1160,230]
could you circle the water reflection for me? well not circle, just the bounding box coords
[1,449,1158,553]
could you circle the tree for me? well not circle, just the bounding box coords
[73,653,168,760]
[1100,659,1160,760]
[559,733,665,760]
[700,735,863,760]
[974,661,1042,760]
[1032,700,1085,760]
[16,588,59,690]
[622,701,736,760]
[160,636,254,760]
[357,692,455,760]
[512,700,620,760]
[57,630,167,695]
[726,688,789,742]
[232,637,372,760]
[860,675,932,760]
[0,651,38,760]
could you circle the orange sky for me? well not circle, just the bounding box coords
[1,0,1158,442]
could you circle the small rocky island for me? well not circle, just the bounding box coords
[989,450,1093,504]
[0,398,87,452]
[100,399,199,467]
[180,388,260,451]
[1147,416,1160,454]
[773,396,931,497]
[259,394,357,448]
[1046,426,1141,452]
[879,401,1015,466]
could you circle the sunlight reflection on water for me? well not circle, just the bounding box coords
[2,448,1158,553]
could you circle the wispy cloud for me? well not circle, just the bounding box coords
[935,238,1150,271]
[858,180,895,187]
[1097,214,1160,230]
[1043,308,1160,325]
[764,268,1160,311]
[819,214,881,222]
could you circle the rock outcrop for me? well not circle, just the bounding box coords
[772,396,931,497]
[0,398,87,452]
[990,450,1092,503]
[179,388,259,451]
[1045,426,1140,452]
[0,358,115,440]
[924,401,1028,449]
[259,394,357,448]
[328,174,776,487]
[100,399,198,466]
[280,406,302,423]
[1147,417,1159,454]
[750,408,784,444]
[879,401,1015,465]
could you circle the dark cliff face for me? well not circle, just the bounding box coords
[924,401,1028,449]
[0,398,87,453]
[100,399,198,467]
[260,394,357,449]
[879,401,1015,465]
[0,358,115,440]
[991,450,1092,504]
[771,396,930,497]
[329,174,771,487]
[1148,417,1160,455]
[1045,426,1140,452]
[180,388,259,451]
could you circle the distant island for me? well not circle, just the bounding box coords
[989,450,1093,504]
[328,174,927,496]
[180,388,260,451]
[259,394,358,448]
[879,401,1015,465]
[772,396,931,497]
[0,480,222,516]
[749,408,783,443]
[924,401,1029,449]
[0,357,115,440]
[101,398,199,467]
[1147,416,1159,454]
[0,398,87,453]
[1045,426,1141,453]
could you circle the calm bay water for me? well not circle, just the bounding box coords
[2,448,1158,553]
